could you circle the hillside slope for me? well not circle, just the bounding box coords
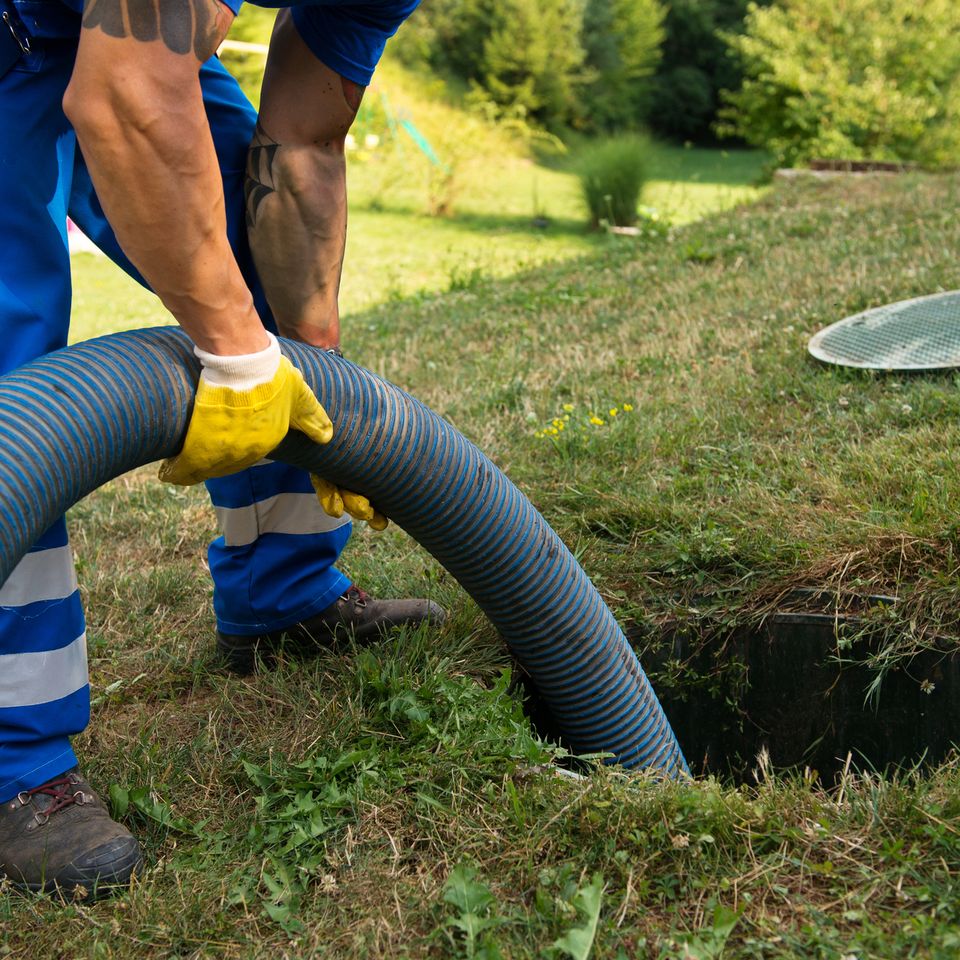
[16,172,960,958]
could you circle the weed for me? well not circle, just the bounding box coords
[682,239,718,263]
[442,864,504,958]
[533,402,637,460]
[549,874,605,960]
[447,260,489,293]
[660,903,741,959]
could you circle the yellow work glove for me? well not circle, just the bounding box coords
[159,333,333,486]
[311,476,389,531]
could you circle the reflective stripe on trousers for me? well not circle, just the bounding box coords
[0,41,351,801]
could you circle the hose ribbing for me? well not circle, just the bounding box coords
[0,329,687,775]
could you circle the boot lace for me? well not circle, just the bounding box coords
[341,585,370,607]
[18,776,86,825]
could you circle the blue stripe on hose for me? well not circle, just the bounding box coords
[0,429,47,544]
[37,364,109,472]
[0,329,687,776]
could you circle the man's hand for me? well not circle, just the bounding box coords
[160,334,332,485]
[160,336,389,530]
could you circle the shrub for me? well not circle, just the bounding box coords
[719,0,960,169]
[576,136,650,228]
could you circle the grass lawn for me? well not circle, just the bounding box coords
[336,143,765,313]
[69,37,768,336]
[68,144,766,339]
[11,171,960,957]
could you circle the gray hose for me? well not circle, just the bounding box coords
[0,329,687,775]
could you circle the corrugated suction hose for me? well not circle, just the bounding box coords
[0,328,687,775]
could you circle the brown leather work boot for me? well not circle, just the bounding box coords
[0,769,142,898]
[217,585,447,675]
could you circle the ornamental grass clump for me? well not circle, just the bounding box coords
[576,135,651,228]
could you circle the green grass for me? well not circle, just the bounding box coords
[68,140,767,339]
[213,29,770,317]
[18,172,960,956]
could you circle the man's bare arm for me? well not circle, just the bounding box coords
[245,11,363,349]
[64,0,269,355]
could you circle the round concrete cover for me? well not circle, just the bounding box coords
[809,291,960,370]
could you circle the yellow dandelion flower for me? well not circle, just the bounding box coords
[548,427,559,436]
[590,416,605,426]
[552,418,563,428]
[609,408,619,417]
[623,403,634,412]
[563,415,571,422]
[562,403,574,413]
[557,423,565,431]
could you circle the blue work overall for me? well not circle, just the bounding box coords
[0,0,416,802]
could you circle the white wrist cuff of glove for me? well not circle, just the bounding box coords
[194,332,282,391]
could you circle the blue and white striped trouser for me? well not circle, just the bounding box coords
[0,41,352,803]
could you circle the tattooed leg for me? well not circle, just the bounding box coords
[245,11,365,349]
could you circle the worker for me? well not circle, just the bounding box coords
[0,0,442,896]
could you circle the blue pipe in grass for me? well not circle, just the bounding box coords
[0,328,688,776]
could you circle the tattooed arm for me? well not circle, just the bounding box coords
[63,0,269,355]
[244,11,364,349]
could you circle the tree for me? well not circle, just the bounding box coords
[719,0,960,168]
[648,0,769,143]
[480,0,585,129]
[580,0,666,132]
[394,0,587,130]
[393,0,668,132]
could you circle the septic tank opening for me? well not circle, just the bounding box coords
[514,594,960,784]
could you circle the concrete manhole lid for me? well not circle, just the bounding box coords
[809,291,960,370]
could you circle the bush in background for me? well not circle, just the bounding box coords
[394,0,665,133]
[576,136,650,227]
[719,0,960,169]
[647,0,767,143]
